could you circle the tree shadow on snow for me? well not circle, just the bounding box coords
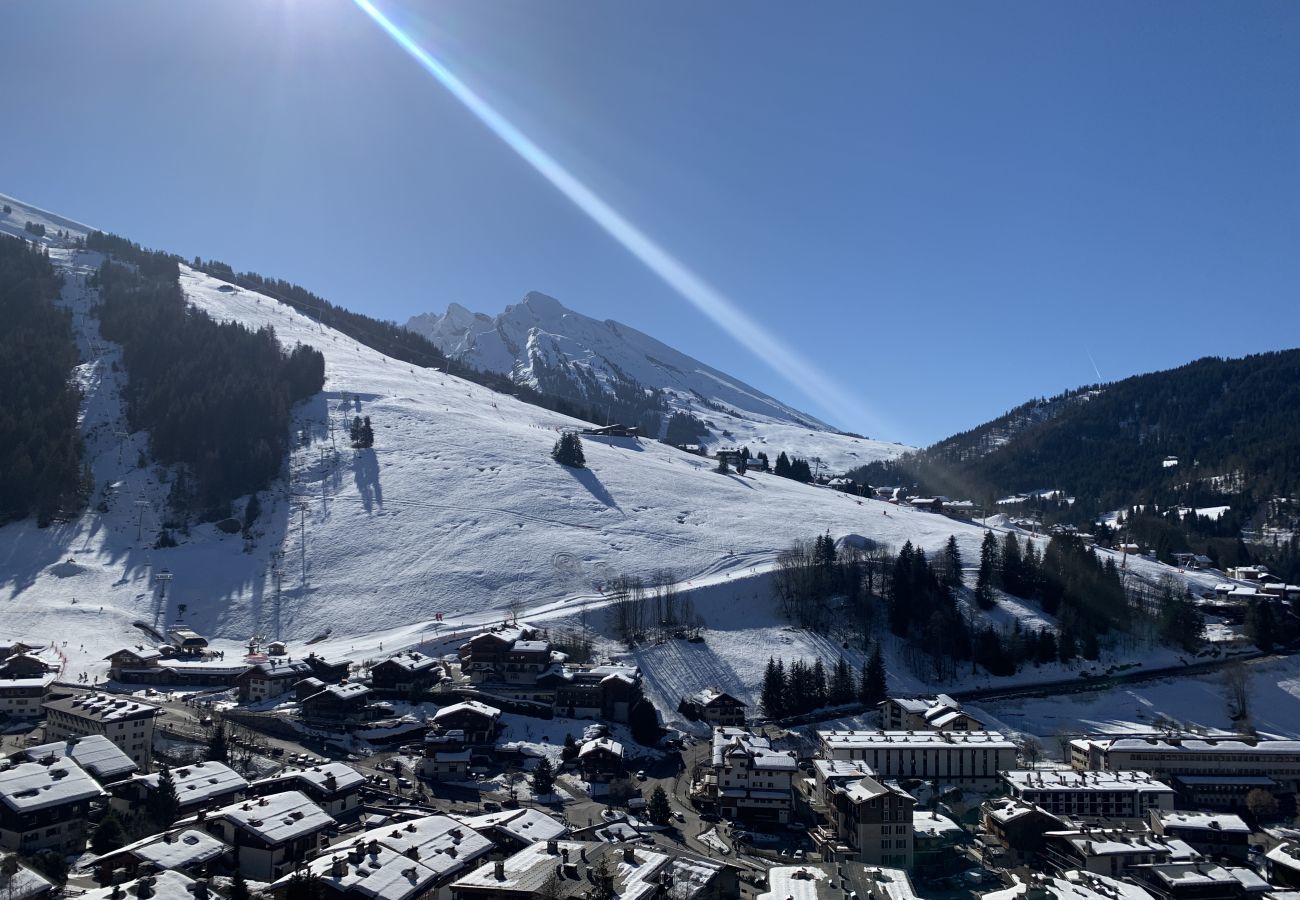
[565,466,621,512]
[353,448,383,513]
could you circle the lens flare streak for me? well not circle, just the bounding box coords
[352,0,890,437]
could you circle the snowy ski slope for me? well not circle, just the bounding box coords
[0,193,1244,713]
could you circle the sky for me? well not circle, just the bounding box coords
[2,1,1297,446]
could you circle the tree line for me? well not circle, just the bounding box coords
[772,528,1204,684]
[92,239,325,520]
[848,351,1300,566]
[0,235,88,526]
[759,646,887,719]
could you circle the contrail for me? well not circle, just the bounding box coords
[351,0,900,441]
[1085,347,1103,383]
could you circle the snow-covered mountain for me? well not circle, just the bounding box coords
[408,294,909,472]
[0,192,1235,726]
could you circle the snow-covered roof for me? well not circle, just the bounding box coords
[256,762,367,795]
[1142,862,1242,889]
[1156,811,1250,834]
[509,640,549,653]
[211,790,333,845]
[1268,843,1300,874]
[21,735,137,781]
[43,693,158,723]
[130,829,228,871]
[578,736,624,758]
[913,810,961,837]
[760,866,834,900]
[79,871,203,900]
[1096,736,1300,755]
[432,700,501,722]
[106,647,163,663]
[0,856,56,900]
[840,776,894,804]
[451,841,671,900]
[1005,769,1174,794]
[375,652,440,673]
[462,807,567,844]
[141,761,247,806]
[246,659,313,679]
[984,797,1057,826]
[1049,830,1175,858]
[305,682,372,703]
[330,815,494,881]
[692,687,745,707]
[0,759,105,811]
[818,729,1016,750]
[813,758,874,781]
[270,843,439,900]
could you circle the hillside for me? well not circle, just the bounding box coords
[408,295,908,474]
[0,192,1242,719]
[851,353,1300,559]
[0,194,971,671]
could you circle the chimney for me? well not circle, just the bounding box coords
[405,847,420,861]
[494,860,506,881]
[623,847,636,864]
[561,848,569,862]
[192,881,209,900]
[136,876,155,900]
[547,839,559,856]
[331,856,346,878]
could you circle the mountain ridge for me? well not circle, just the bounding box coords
[407,293,907,473]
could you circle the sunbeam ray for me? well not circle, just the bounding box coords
[352,0,901,442]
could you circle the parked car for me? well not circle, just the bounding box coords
[636,770,646,781]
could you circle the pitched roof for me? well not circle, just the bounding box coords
[211,790,333,844]
[0,759,106,812]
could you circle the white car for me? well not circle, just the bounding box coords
[636,770,646,781]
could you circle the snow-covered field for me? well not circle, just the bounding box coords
[0,193,987,686]
[975,653,1300,753]
[0,192,1272,736]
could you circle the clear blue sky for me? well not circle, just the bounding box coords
[3,1,1297,445]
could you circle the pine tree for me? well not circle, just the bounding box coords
[761,657,786,718]
[811,657,828,710]
[230,871,250,900]
[975,530,998,609]
[941,535,963,596]
[350,416,362,445]
[206,722,229,763]
[148,765,180,828]
[737,454,747,475]
[647,785,671,826]
[531,757,556,797]
[1001,531,1023,595]
[285,871,321,900]
[863,643,887,705]
[359,416,375,448]
[562,733,578,762]
[830,657,856,706]
[716,455,730,474]
[551,432,586,468]
[91,810,128,854]
[774,452,791,478]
